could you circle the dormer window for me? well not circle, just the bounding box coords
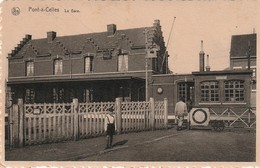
[85,56,93,73]
[26,61,34,76]
[54,59,62,75]
[118,54,128,72]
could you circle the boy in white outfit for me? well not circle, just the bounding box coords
[104,107,116,149]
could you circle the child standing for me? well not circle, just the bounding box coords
[104,107,116,149]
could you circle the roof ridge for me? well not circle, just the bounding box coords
[232,33,257,37]
[29,26,153,41]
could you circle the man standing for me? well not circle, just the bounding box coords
[104,107,116,149]
[175,97,188,131]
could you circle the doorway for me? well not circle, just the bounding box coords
[177,82,194,111]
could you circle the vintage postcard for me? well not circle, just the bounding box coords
[0,0,259,167]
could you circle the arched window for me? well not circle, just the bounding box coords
[26,61,34,76]
[85,56,93,73]
[200,81,219,102]
[224,80,245,102]
[118,54,128,72]
[54,59,62,75]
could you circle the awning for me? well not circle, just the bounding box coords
[7,73,145,85]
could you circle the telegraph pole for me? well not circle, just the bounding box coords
[144,28,149,101]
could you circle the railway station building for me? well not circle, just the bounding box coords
[7,20,167,105]
[7,21,255,115]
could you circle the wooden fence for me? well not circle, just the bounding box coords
[8,98,168,147]
[209,107,256,128]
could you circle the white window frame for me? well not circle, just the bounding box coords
[200,81,220,102]
[84,56,93,73]
[25,88,35,103]
[224,80,245,102]
[54,59,63,75]
[118,54,128,72]
[26,61,34,76]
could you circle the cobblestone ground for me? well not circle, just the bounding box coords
[5,128,256,162]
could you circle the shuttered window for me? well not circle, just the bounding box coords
[85,57,93,73]
[53,88,64,103]
[54,59,62,75]
[118,55,128,72]
[25,88,35,103]
[26,61,34,76]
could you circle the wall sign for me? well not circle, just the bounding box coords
[33,109,41,115]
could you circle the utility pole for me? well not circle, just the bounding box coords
[144,28,159,101]
[144,28,149,101]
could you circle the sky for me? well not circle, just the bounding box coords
[1,1,259,77]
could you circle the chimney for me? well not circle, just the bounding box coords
[47,31,57,43]
[199,40,205,72]
[153,19,160,27]
[25,34,32,40]
[206,54,211,71]
[107,24,117,36]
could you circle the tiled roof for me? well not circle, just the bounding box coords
[230,33,257,58]
[9,26,155,58]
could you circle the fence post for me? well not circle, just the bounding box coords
[150,97,155,131]
[18,99,24,147]
[10,104,19,147]
[8,105,13,147]
[248,107,251,127]
[73,98,79,141]
[164,98,168,129]
[227,107,230,127]
[115,98,122,135]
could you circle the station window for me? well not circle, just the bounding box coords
[200,81,219,102]
[25,88,35,104]
[252,68,256,78]
[85,56,93,73]
[178,83,186,100]
[54,59,63,75]
[118,54,128,72]
[224,80,244,102]
[26,61,34,76]
[83,89,93,102]
[53,88,64,103]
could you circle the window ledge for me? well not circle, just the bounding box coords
[199,102,247,105]
[199,102,221,105]
[222,102,247,105]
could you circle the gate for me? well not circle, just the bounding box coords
[7,98,168,147]
[209,107,256,128]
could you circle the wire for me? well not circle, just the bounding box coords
[160,17,176,73]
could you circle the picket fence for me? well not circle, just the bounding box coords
[8,98,168,147]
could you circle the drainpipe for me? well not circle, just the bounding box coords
[70,54,72,79]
